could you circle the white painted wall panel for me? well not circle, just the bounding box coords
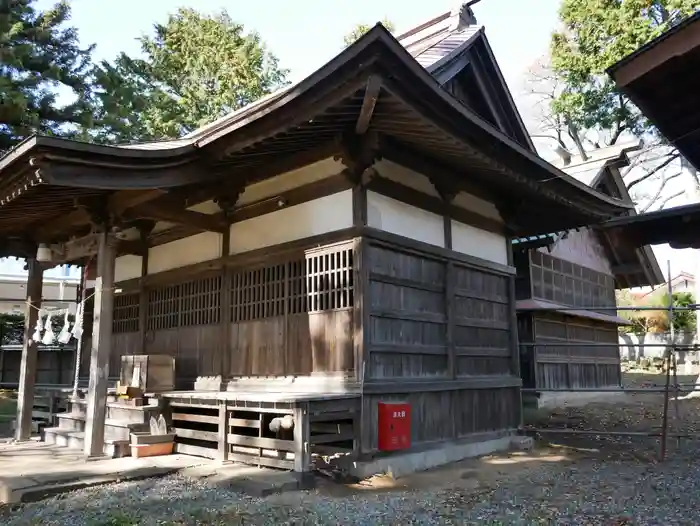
[230,190,353,254]
[114,255,142,283]
[451,220,508,265]
[147,231,222,275]
[367,191,445,247]
[542,229,612,274]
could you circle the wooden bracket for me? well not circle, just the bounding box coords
[335,132,382,186]
[429,177,459,204]
[214,186,245,220]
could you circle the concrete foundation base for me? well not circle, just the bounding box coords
[526,390,626,409]
[342,433,532,479]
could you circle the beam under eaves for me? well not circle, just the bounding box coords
[125,198,228,233]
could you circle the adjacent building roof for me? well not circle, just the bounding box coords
[602,202,700,250]
[513,141,664,288]
[607,11,700,170]
[0,16,633,257]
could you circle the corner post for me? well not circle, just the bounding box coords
[15,258,44,441]
[505,236,523,428]
[83,230,117,458]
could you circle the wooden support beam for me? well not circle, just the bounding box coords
[126,199,227,233]
[83,231,116,458]
[355,75,382,135]
[14,258,43,441]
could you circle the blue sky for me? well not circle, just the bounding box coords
[20,0,694,277]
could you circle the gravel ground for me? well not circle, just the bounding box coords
[3,372,700,525]
[3,449,700,525]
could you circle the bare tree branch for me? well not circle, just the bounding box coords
[626,152,680,191]
[640,172,682,213]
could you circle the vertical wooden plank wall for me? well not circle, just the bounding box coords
[360,237,521,452]
[107,235,361,388]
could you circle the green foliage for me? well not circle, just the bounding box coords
[343,19,395,47]
[91,8,289,143]
[662,291,696,333]
[549,0,699,142]
[617,289,696,334]
[0,0,95,152]
[0,313,25,344]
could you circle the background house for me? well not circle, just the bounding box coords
[513,142,664,405]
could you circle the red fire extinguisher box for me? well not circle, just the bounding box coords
[377,402,411,451]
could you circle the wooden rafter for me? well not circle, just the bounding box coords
[109,189,167,215]
[355,75,382,135]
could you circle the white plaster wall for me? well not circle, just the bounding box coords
[367,191,445,248]
[148,231,222,275]
[230,190,353,254]
[542,228,612,275]
[114,255,142,283]
[451,220,509,266]
[238,157,345,206]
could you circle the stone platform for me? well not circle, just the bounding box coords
[0,439,313,505]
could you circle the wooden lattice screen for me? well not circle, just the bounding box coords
[147,275,221,331]
[231,245,354,322]
[113,292,140,333]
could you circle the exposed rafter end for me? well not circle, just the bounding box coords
[355,75,382,135]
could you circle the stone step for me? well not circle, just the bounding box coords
[57,413,85,432]
[42,428,130,458]
[104,419,149,441]
[68,400,162,424]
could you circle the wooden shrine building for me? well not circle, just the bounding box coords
[512,143,663,406]
[0,7,632,470]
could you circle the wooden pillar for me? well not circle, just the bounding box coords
[293,402,311,473]
[220,229,231,382]
[217,402,228,462]
[138,249,149,355]
[83,231,116,458]
[15,258,44,441]
[505,238,523,427]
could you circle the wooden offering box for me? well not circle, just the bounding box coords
[120,355,175,393]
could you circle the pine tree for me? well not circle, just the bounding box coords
[0,0,94,152]
[91,8,289,143]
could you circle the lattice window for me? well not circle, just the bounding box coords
[148,276,222,330]
[305,248,353,312]
[180,275,221,326]
[113,292,140,333]
[231,246,354,322]
[148,284,179,330]
[529,253,615,310]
